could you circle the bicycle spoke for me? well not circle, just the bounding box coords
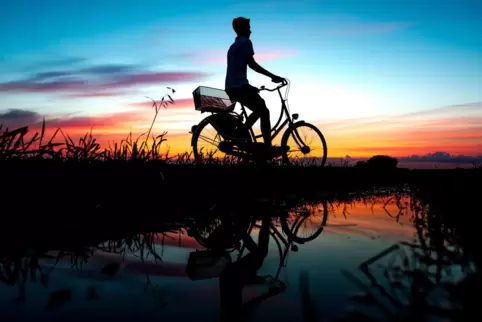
[197,134,220,146]
[195,122,228,159]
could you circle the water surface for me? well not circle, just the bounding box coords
[0,195,467,321]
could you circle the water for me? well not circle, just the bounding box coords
[0,195,470,321]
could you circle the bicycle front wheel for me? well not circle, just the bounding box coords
[281,122,327,166]
[280,200,328,243]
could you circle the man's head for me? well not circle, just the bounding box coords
[232,17,251,37]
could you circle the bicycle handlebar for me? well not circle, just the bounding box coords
[258,79,288,92]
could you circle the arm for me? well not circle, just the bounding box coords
[247,56,276,78]
[244,39,278,79]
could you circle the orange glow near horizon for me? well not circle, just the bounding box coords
[5,98,481,159]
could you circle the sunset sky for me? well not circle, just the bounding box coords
[1,0,481,159]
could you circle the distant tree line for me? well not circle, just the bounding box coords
[355,155,398,169]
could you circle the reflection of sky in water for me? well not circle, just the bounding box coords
[0,197,460,321]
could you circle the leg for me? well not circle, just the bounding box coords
[244,90,272,147]
[228,85,272,146]
[245,104,271,147]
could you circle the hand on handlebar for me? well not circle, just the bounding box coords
[271,75,285,84]
[258,77,288,92]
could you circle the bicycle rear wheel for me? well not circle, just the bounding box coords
[192,114,251,164]
[281,122,327,166]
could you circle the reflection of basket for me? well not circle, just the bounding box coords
[193,86,236,113]
[185,250,231,281]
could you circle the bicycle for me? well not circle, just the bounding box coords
[190,79,328,166]
[187,200,330,280]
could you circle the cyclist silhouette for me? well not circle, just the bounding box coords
[225,17,286,156]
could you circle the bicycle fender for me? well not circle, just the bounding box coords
[281,120,307,143]
[287,120,306,130]
[191,115,215,146]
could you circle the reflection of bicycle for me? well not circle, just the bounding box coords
[242,200,328,279]
[188,200,329,280]
[191,79,328,165]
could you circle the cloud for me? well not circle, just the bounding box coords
[45,112,142,130]
[30,64,141,82]
[0,70,208,94]
[0,109,42,128]
[31,71,74,81]
[0,79,87,93]
[0,108,141,131]
[0,58,208,98]
[400,152,482,163]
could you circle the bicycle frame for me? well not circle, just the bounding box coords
[237,215,306,280]
[238,80,297,143]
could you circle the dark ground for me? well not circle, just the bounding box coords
[0,159,481,321]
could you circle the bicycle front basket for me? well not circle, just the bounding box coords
[193,86,236,113]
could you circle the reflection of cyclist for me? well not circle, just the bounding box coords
[218,217,285,322]
[225,17,286,156]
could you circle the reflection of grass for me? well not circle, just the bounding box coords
[337,183,481,321]
[0,230,174,307]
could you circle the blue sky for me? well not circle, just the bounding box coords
[0,0,481,157]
